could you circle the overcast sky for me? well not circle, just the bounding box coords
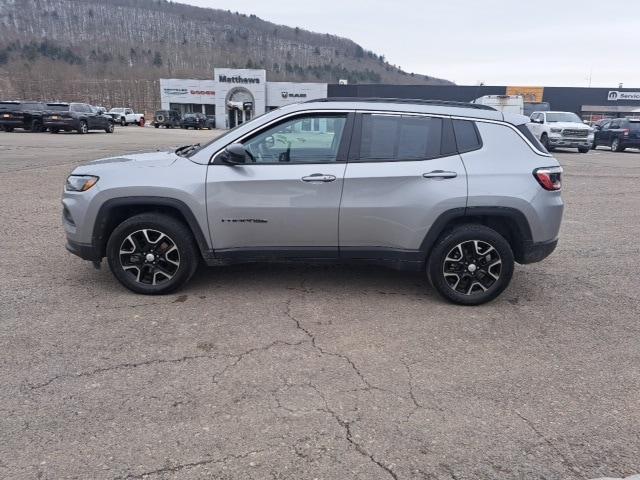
[180,0,638,88]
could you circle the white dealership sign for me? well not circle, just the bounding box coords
[608,91,640,101]
[159,78,216,109]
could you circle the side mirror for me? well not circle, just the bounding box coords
[222,143,248,164]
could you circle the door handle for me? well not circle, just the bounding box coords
[301,174,336,183]
[422,170,457,179]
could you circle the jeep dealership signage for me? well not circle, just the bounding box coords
[608,91,640,102]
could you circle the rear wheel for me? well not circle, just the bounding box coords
[427,224,514,305]
[106,213,199,295]
[77,120,88,134]
[50,128,59,134]
[611,137,624,152]
[3,126,14,132]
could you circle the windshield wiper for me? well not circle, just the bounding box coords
[175,143,200,156]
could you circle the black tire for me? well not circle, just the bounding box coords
[427,224,514,306]
[154,124,159,128]
[578,146,590,153]
[611,137,624,152]
[106,213,199,295]
[77,120,88,134]
[591,140,597,150]
[120,118,126,126]
[105,122,115,134]
[540,134,550,151]
[50,128,59,134]
[3,126,14,132]
[30,119,43,132]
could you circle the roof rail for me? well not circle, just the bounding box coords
[309,97,496,111]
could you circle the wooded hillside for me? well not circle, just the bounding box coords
[0,0,452,111]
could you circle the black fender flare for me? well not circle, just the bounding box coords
[420,206,533,257]
[92,196,212,259]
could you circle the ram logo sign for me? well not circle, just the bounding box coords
[608,91,640,101]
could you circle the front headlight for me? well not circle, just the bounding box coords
[65,175,99,192]
[550,128,562,133]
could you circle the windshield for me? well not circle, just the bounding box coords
[629,121,640,131]
[110,108,124,113]
[546,112,582,123]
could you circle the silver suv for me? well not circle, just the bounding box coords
[62,98,564,305]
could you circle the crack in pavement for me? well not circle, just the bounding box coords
[308,383,399,480]
[27,340,306,391]
[515,410,582,479]
[284,287,388,395]
[113,448,266,479]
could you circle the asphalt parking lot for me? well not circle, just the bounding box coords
[1,126,639,480]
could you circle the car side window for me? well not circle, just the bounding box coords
[358,114,443,162]
[242,113,347,164]
[452,119,482,153]
[610,120,620,129]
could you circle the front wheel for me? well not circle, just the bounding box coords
[106,213,199,295]
[77,120,88,134]
[120,118,126,126]
[540,134,550,151]
[427,224,514,305]
[105,122,115,133]
[3,126,14,132]
[578,146,590,153]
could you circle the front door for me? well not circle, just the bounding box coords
[206,112,353,256]
[339,113,467,255]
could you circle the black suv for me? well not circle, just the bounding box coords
[153,110,181,128]
[43,103,115,134]
[0,101,47,132]
[180,112,207,130]
[593,117,640,151]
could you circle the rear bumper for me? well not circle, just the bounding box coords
[0,119,24,128]
[517,239,558,264]
[44,119,79,130]
[621,140,640,148]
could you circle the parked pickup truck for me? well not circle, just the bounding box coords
[528,111,593,153]
[107,108,145,126]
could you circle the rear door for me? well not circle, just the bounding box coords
[339,112,467,256]
[206,111,353,256]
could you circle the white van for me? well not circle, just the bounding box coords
[472,95,524,114]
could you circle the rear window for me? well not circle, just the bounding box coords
[452,120,482,153]
[628,121,640,131]
[47,104,69,111]
[518,124,548,153]
[359,114,443,161]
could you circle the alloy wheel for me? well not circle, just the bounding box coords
[442,240,502,295]
[119,229,180,285]
[612,138,619,151]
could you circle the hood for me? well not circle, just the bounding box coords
[72,150,180,174]
[546,121,590,130]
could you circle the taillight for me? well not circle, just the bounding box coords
[622,128,630,137]
[533,166,562,191]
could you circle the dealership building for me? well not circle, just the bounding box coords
[160,68,327,129]
[161,68,640,129]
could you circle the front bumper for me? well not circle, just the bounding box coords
[66,238,101,261]
[549,136,592,148]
